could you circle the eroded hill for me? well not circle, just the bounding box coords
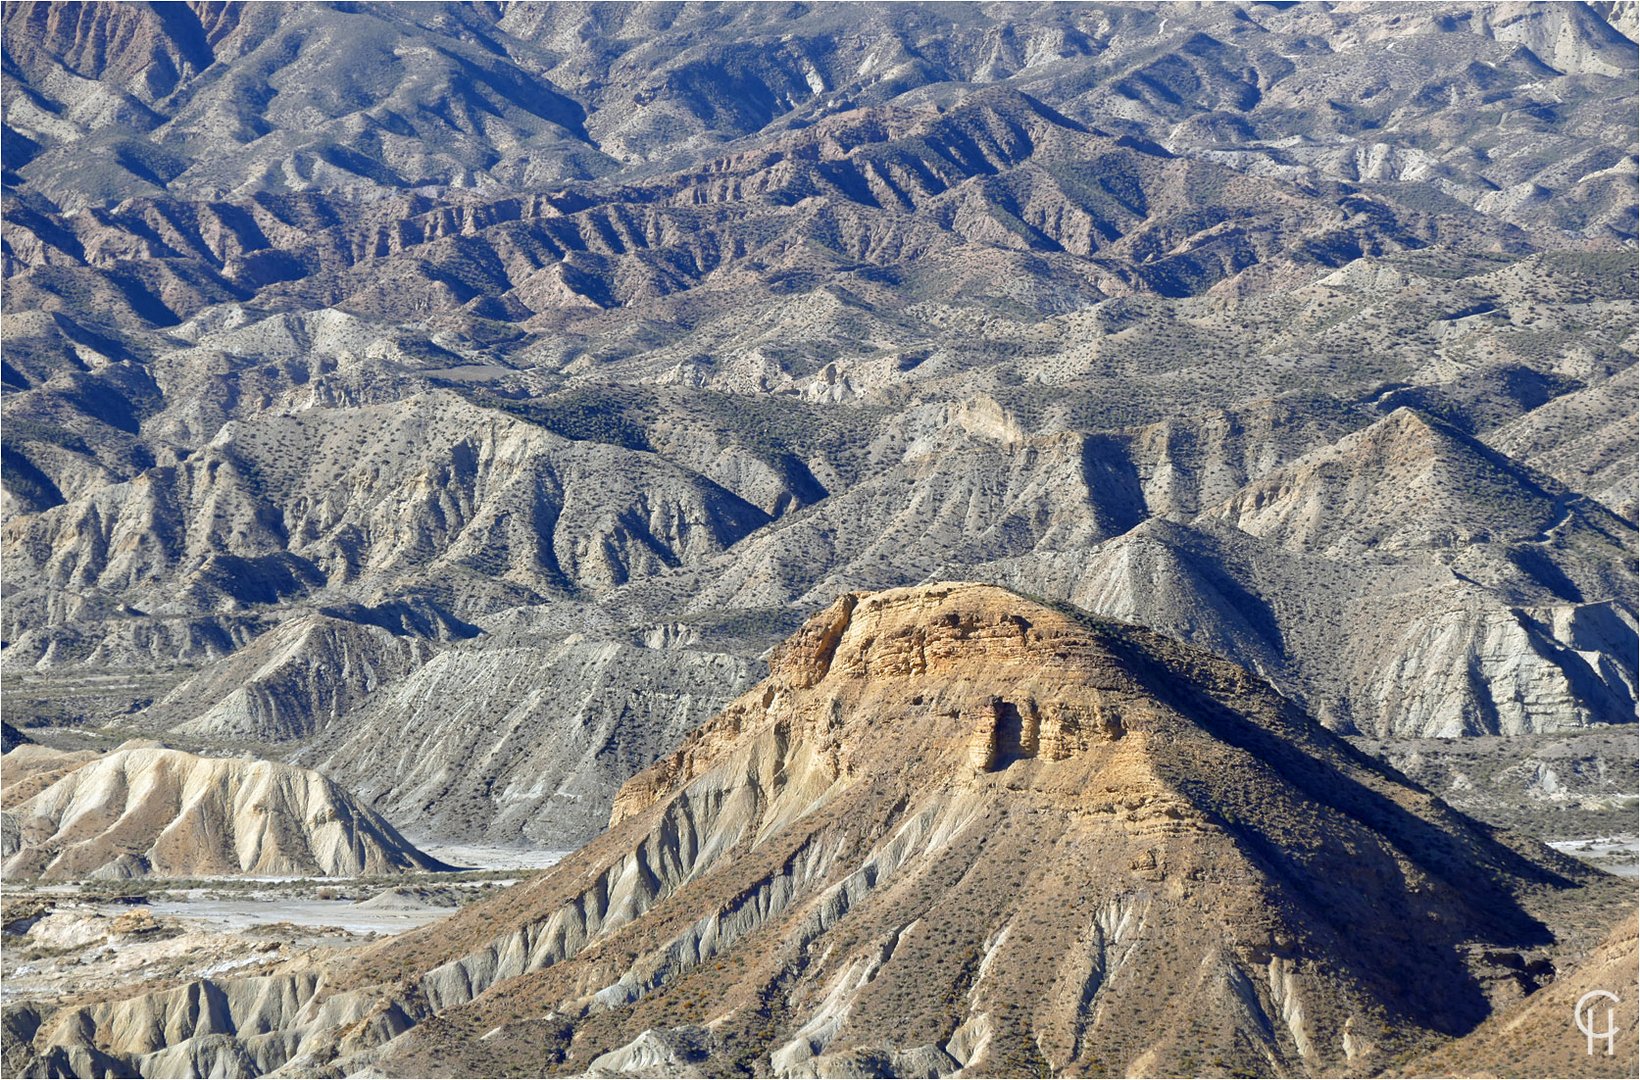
[5,585,1629,1077]
[2,0,1635,883]
[1,744,447,879]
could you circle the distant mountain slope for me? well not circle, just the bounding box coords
[1352,728,1640,847]
[154,612,437,743]
[303,633,758,846]
[978,516,1640,738]
[4,3,1634,226]
[1,1,1633,851]
[1487,371,1640,523]
[1207,408,1632,584]
[2,389,772,615]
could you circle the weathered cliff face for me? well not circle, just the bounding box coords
[8,586,1624,1078]
[1,746,446,880]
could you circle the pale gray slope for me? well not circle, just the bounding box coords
[300,634,757,848]
[981,518,1637,738]
[609,400,1148,615]
[1124,394,1368,520]
[152,612,438,744]
[1486,369,1639,523]
[1,745,447,879]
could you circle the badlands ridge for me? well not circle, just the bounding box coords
[2,744,445,880]
[4,584,1630,1078]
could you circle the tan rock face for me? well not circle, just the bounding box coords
[364,586,1630,1077]
[626,584,1156,821]
[766,591,858,689]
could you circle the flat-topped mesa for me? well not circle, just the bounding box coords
[612,583,1266,825]
[383,583,1622,1077]
[769,583,1119,685]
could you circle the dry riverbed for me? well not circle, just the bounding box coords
[1547,835,1640,878]
[1,857,564,1005]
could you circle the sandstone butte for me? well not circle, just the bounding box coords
[7,584,1633,1078]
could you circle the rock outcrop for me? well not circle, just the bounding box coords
[2,746,447,879]
[7,586,1626,1077]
